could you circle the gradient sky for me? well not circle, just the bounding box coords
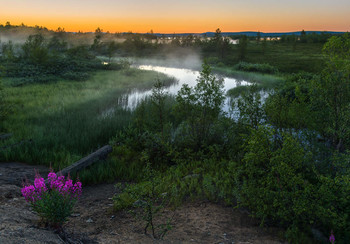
[1,0,349,33]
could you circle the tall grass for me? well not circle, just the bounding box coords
[0,68,169,169]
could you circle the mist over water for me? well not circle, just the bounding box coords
[121,65,250,113]
[123,48,203,70]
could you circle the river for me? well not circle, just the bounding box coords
[126,65,249,111]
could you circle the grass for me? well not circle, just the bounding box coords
[214,66,284,88]
[0,68,170,170]
[224,42,325,74]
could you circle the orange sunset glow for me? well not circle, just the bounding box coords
[1,0,349,33]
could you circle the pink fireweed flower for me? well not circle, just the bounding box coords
[57,175,65,183]
[34,177,47,195]
[48,172,57,188]
[73,181,82,198]
[48,172,57,182]
[21,185,37,203]
[329,230,335,243]
[50,176,65,190]
[61,179,74,195]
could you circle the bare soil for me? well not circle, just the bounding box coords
[0,162,287,243]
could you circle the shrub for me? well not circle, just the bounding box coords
[234,127,350,242]
[206,57,220,65]
[234,62,278,74]
[21,171,82,228]
[114,164,172,239]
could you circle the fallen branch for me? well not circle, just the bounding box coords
[60,145,112,176]
[0,133,12,140]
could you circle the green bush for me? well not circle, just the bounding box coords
[233,126,350,242]
[234,62,278,74]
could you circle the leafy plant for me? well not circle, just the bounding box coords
[174,61,225,149]
[234,61,278,74]
[114,163,172,239]
[21,171,82,228]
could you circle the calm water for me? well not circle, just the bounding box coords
[101,65,250,117]
[127,65,249,111]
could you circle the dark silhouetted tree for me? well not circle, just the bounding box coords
[238,35,248,60]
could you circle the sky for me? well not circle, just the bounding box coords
[0,0,349,33]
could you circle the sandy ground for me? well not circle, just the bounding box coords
[0,162,286,243]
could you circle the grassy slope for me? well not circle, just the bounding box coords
[0,68,167,169]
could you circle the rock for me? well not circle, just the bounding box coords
[133,200,147,207]
[183,174,200,180]
[0,200,63,244]
[311,228,328,243]
[0,185,22,199]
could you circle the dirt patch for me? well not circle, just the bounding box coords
[0,162,286,243]
[65,184,286,244]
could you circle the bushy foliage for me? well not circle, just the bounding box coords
[265,34,350,150]
[236,83,264,129]
[264,73,316,130]
[0,34,125,84]
[233,127,350,242]
[234,62,278,74]
[174,61,225,149]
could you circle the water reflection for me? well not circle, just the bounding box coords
[101,65,251,118]
[127,65,249,111]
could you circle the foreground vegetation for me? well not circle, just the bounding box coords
[104,35,350,242]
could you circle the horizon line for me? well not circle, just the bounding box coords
[0,22,349,35]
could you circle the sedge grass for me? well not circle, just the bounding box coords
[0,68,169,170]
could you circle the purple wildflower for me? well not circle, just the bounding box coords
[21,185,37,203]
[73,181,82,198]
[329,230,335,243]
[61,178,73,195]
[34,177,47,195]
